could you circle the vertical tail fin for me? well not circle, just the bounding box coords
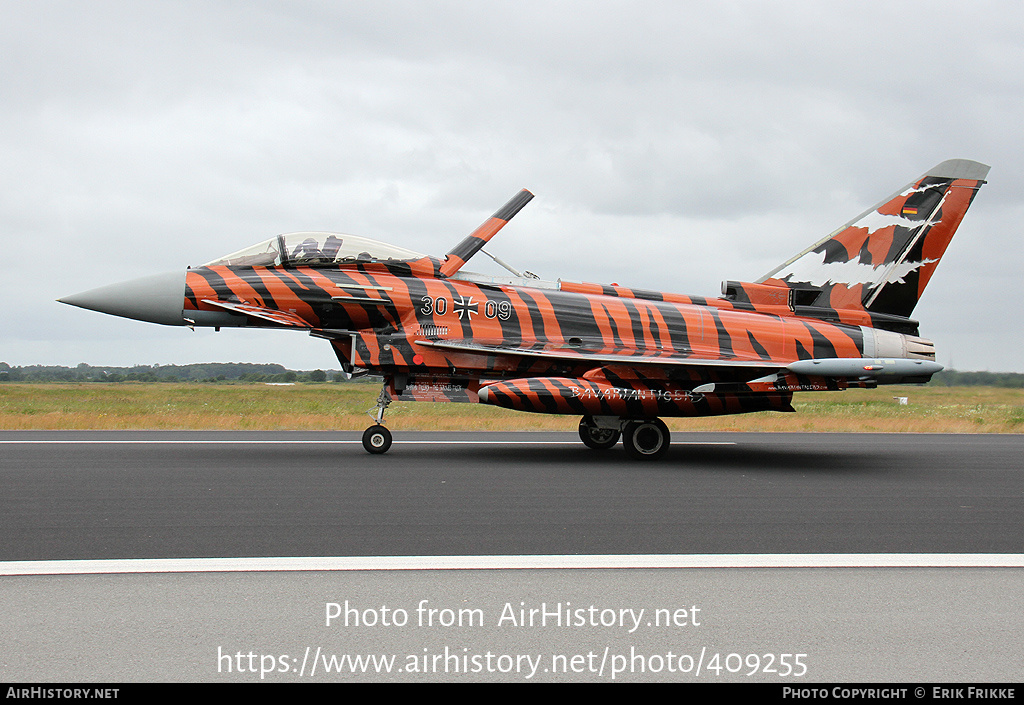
[759,159,989,318]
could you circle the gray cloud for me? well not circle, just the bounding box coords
[3,0,1022,370]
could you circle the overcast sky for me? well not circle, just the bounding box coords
[3,1,1022,371]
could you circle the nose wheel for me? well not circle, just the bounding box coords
[362,424,393,454]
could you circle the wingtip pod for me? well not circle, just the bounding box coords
[759,159,990,321]
[439,189,534,278]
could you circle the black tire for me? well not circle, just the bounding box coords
[578,416,621,450]
[622,419,670,459]
[362,425,393,454]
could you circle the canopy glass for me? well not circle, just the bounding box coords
[205,232,424,268]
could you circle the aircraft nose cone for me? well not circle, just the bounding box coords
[59,270,188,326]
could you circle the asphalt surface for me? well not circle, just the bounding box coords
[2,431,1022,560]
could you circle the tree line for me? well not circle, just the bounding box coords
[929,370,1024,388]
[0,362,1021,387]
[0,362,345,383]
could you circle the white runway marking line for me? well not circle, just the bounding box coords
[0,440,737,445]
[2,554,1023,575]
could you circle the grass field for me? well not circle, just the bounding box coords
[1,382,1022,433]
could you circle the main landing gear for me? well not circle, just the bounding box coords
[622,418,670,460]
[578,416,621,449]
[362,385,393,454]
[579,415,671,459]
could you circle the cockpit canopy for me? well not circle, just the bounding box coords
[204,232,425,268]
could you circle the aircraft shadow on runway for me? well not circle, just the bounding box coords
[361,442,898,474]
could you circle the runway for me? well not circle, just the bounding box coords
[3,431,1023,682]
[1,431,1023,560]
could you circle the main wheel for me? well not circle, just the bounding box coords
[362,425,393,454]
[578,416,621,450]
[622,419,670,459]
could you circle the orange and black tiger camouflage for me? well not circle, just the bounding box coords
[61,159,990,457]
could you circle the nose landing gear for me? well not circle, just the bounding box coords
[362,424,393,454]
[362,385,394,454]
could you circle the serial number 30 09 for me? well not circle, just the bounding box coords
[419,295,513,321]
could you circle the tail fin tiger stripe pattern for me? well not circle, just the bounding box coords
[760,159,989,319]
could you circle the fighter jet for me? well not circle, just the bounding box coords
[60,159,989,458]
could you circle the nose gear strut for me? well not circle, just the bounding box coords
[362,383,393,454]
